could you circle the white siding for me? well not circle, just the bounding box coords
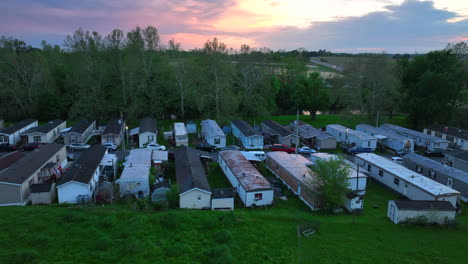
[211,198,234,210]
[57,183,91,204]
[138,131,157,148]
[387,201,456,224]
[179,189,211,209]
[344,196,364,212]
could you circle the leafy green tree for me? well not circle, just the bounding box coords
[308,157,350,210]
[294,72,330,120]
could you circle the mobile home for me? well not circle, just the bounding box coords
[381,123,448,151]
[356,124,414,152]
[174,122,189,147]
[387,200,456,224]
[355,153,461,208]
[137,117,158,148]
[424,125,468,150]
[218,150,273,207]
[22,120,66,144]
[116,149,152,198]
[326,124,377,150]
[231,120,263,149]
[62,119,96,146]
[261,120,298,146]
[290,121,336,150]
[201,119,226,148]
[0,119,38,145]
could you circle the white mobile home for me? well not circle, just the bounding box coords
[201,119,226,148]
[381,123,449,151]
[289,121,337,150]
[62,119,96,146]
[175,147,212,209]
[137,117,158,148]
[326,124,377,150]
[56,145,109,204]
[356,124,414,152]
[116,149,152,198]
[424,125,468,150]
[174,122,189,147]
[0,119,38,145]
[355,153,461,208]
[22,120,66,144]
[218,150,273,207]
[387,200,456,224]
[231,120,263,149]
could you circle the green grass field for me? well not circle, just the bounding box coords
[0,182,466,264]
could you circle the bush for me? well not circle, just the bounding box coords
[166,185,180,209]
[214,230,232,244]
[159,214,177,229]
[152,201,168,211]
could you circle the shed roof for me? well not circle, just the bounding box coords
[58,145,107,186]
[327,124,377,141]
[0,151,25,171]
[212,188,234,199]
[357,124,411,141]
[426,124,468,140]
[22,120,65,135]
[381,123,448,143]
[403,152,468,183]
[356,153,460,196]
[118,149,152,181]
[201,119,225,137]
[103,118,123,135]
[139,117,157,134]
[392,200,455,211]
[152,151,168,162]
[174,122,188,136]
[219,150,271,191]
[0,119,37,135]
[231,120,261,137]
[30,183,54,193]
[262,120,293,137]
[64,119,95,135]
[175,147,211,194]
[0,143,64,184]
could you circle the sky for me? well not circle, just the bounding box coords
[0,0,467,53]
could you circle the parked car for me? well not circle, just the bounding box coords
[0,143,17,152]
[20,142,39,151]
[271,144,296,154]
[220,145,241,151]
[298,146,316,155]
[103,143,117,151]
[147,143,166,151]
[346,147,373,155]
[240,151,266,162]
[196,142,217,152]
[69,143,91,151]
[391,156,403,163]
[424,150,444,157]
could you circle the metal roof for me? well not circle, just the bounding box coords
[174,122,188,136]
[174,147,211,194]
[327,124,377,141]
[381,123,448,143]
[139,117,157,134]
[403,152,468,183]
[262,120,293,137]
[30,183,54,193]
[64,119,95,135]
[0,143,65,184]
[356,124,410,141]
[219,150,271,191]
[445,149,468,162]
[212,188,234,199]
[426,124,468,140]
[103,118,123,135]
[0,119,37,135]
[231,120,261,137]
[392,200,455,211]
[201,119,225,137]
[310,153,367,179]
[0,151,25,171]
[22,120,65,135]
[356,153,460,196]
[118,149,152,181]
[267,152,315,187]
[58,145,107,185]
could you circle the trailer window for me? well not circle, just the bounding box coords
[214,138,220,145]
[378,170,383,177]
[254,193,263,201]
[394,178,400,186]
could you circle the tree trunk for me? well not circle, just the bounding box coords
[310,110,317,120]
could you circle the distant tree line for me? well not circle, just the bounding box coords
[0,26,466,129]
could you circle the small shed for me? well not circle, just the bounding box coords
[211,188,234,210]
[344,192,364,212]
[152,151,168,170]
[387,200,456,224]
[151,182,171,203]
[30,183,56,205]
[186,121,197,134]
[95,181,114,204]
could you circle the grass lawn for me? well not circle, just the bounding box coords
[0,182,466,264]
[207,162,232,189]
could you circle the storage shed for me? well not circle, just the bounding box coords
[174,122,189,146]
[344,192,364,213]
[355,153,461,208]
[381,123,448,151]
[201,119,226,148]
[116,149,152,198]
[211,188,234,210]
[356,124,414,152]
[326,124,378,150]
[403,152,468,202]
[30,183,56,205]
[218,150,273,207]
[186,121,197,134]
[387,200,456,224]
[261,120,298,146]
[231,120,263,149]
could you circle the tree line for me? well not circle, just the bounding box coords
[0,26,466,129]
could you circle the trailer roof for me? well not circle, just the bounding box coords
[174,122,188,136]
[201,119,225,137]
[356,153,460,196]
[219,150,271,191]
[403,152,468,183]
[357,124,411,141]
[0,119,37,135]
[118,149,152,181]
[327,124,377,141]
[426,124,468,140]
[267,152,314,186]
[294,122,333,140]
[262,120,293,137]
[231,120,261,137]
[22,120,65,135]
[381,123,448,143]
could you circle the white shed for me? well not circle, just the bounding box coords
[30,183,56,205]
[174,122,189,146]
[344,192,364,212]
[326,124,378,150]
[116,149,152,198]
[387,200,456,224]
[211,188,234,210]
[201,119,226,148]
[218,150,273,207]
[355,153,461,208]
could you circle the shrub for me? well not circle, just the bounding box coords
[152,201,168,211]
[214,230,232,244]
[166,185,180,209]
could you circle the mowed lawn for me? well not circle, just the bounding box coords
[0,182,467,264]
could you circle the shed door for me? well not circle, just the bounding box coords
[403,183,408,197]
[390,205,396,222]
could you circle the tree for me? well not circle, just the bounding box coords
[308,157,350,210]
[398,49,467,128]
[294,72,330,120]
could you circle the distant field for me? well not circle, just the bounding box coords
[310,56,397,72]
[0,183,466,264]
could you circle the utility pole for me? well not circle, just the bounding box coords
[376,111,380,127]
[295,110,299,155]
[120,111,125,161]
